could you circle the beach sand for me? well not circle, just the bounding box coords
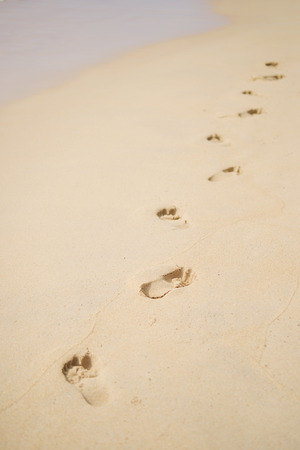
[0,0,300,448]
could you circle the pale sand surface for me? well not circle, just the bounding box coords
[1,0,300,448]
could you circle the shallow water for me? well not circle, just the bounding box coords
[0,0,225,106]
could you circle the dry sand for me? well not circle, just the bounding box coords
[0,0,300,448]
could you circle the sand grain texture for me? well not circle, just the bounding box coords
[0,0,300,448]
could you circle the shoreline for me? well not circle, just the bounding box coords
[1,0,300,448]
[0,0,225,109]
[0,27,229,112]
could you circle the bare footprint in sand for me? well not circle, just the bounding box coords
[62,352,108,406]
[140,267,196,299]
[206,133,223,142]
[238,108,263,117]
[156,206,188,227]
[221,108,262,119]
[252,74,284,81]
[265,61,279,67]
[208,166,242,182]
[157,206,181,221]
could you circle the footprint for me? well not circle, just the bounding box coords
[206,134,223,142]
[238,108,263,118]
[252,74,284,81]
[62,352,108,406]
[140,267,196,299]
[241,90,254,95]
[265,61,279,67]
[156,206,181,221]
[208,166,242,182]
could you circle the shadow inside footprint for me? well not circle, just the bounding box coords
[140,267,196,299]
[62,352,108,406]
[265,61,278,67]
[208,166,242,182]
[157,207,181,221]
[206,134,222,142]
[238,108,263,118]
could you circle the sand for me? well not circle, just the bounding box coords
[0,0,300,448]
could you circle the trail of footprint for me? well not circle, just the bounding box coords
[62,352,108,407]
[2,187,289,413]
[208,166,242,182]
[3,60,287,414]
[240,63,281,96]
[140,267,196,299]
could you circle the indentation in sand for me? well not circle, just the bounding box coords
[140,267,196,299]
[252,74,284,81]
[241,90,254,95]
[208,166,242,182]
[238,108,263,117]
[156,206,181,221]
[62,352,108,406]
[265,61,279,67]
[206,133,223,142]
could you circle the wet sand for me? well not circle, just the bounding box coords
[0,0,224,107]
